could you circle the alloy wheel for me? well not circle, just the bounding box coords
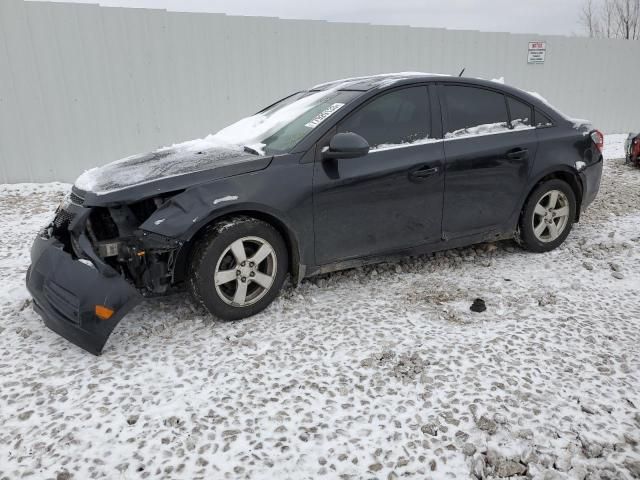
[214,236,278,307]
[531,189,571,243]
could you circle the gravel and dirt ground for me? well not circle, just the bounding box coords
[0,135,639,480]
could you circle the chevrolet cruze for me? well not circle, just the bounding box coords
[26,73,605,354]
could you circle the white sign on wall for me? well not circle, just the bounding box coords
[528,41,547,64]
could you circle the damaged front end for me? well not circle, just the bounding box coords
[26,188,183,355]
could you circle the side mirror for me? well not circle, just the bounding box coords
[322,132,370,160]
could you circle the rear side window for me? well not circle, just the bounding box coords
[338,86,431,149]
[534,109,554,128]
[507,97,533,128]
[443,85,509,138]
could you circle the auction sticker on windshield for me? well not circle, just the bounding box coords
[305,103,345,128]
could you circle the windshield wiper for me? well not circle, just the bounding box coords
[243,145,261,156]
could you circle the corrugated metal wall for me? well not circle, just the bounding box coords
[1,0,639,183]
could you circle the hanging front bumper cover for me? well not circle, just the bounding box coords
[26,232,141,355]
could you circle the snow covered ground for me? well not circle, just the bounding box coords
[0,135,639,480]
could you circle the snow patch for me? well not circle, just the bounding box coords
[74,139,247,195]
[445,122,533,140]
[311,71,450,90]
[371,136,440,152]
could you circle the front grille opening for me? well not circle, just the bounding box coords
[69,191,84,205]
[53,209,74,229]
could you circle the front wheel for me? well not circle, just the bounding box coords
[519,179,576,253]
[189,217,288,320]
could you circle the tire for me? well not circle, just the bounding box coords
[189,216,288,320]
[519,179,577,253]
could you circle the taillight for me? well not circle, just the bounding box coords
[633,138,640,156]
[590,130,604,152]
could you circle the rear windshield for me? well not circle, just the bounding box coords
[211,90,361,155]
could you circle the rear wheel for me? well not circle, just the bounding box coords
[519,179,576,253]
[189,217,288,320]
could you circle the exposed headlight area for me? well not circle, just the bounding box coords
[89,196,181,294]
[48,189,182,296]
[45,191,82,255]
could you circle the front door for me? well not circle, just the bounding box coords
[312,86,445,265]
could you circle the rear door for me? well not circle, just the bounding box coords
[439,84,538,239]
[312,85,445,265]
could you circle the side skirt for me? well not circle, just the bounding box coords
[304,229,515,278]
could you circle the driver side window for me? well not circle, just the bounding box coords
[338,86,431,149]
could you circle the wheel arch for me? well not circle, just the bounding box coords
[521,168,584,222]
[173,209,302,285]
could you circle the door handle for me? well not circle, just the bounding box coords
[409,165,439,180]
[507,148,529,160]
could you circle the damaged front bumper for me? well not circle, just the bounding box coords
[26,223,141,355]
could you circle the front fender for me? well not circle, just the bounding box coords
[140,181,296,242]
[140,185,305,282]
[139,182,239,239]
[138,155,314,281]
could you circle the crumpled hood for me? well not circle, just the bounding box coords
[74,137,271,206]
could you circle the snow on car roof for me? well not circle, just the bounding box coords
[310,72,450,91]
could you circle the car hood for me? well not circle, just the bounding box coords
[74,140,272,206]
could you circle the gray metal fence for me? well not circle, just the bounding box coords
[1,0,639,183]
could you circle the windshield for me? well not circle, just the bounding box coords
[210,89,361,155]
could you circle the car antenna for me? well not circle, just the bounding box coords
[458,68,466,77]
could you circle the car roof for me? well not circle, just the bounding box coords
[310,72,451,91]
[310,72,563,118]
[310,72,527,98]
